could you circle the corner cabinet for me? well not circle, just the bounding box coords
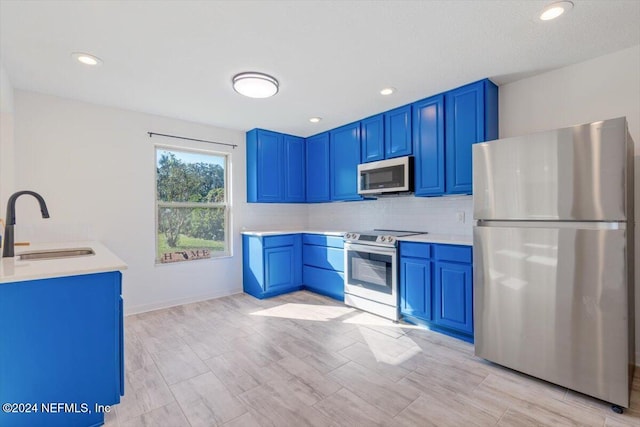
[306,132,331,203]
[247,129,306,203]
[399,241,473,342]
[444,79,498,194]
[0,272,124,427]
[330,123,362,201]
[243,234,303,299]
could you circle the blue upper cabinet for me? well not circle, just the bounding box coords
[384,105,412,159]
[306,132,331,203]
[413,94,445,196]
[330,122,362,201]
[247,129,306,203]
[283,135,306,202]
[360,114,385,163]
[445,79,498,194]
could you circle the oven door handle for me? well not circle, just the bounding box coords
[344,242,397,256]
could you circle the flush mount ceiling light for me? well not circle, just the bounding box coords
[309,117,322,123]
[71,52,103,66]
[380,87,396,96]
[540,1,573,21]
[232,72,279,98]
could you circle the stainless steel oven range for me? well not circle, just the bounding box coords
[343,230,424,321]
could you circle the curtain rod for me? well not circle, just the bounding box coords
[148,132,237,149]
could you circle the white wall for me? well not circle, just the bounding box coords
[499,44,640,363]
[0,63,15,212]
[12,91,307,314]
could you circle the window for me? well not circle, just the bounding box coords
[155,146,230,263]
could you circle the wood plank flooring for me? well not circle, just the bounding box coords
[105,291,640,426]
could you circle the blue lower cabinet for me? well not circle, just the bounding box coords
[399,242,473,342]
[303,266,344,301]
[243,234,302,299]
[400,256,432,320]
[0,271,124,427]
[302,233,344,301]
[434,261,473,335]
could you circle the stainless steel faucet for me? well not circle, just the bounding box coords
[2,191,50,258]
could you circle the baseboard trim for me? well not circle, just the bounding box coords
[124,288,242,316]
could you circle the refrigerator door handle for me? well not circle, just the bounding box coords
[474,220,625,230]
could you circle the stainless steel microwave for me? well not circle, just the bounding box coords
[357,156,414,195]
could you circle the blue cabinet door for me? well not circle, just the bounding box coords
[445,79,498,194]
[413,94,445,196]
[247,129,282,202]
[303,266,344,301]
[400,257,432,320]
[283,135,306,202]
[434,261,473,334]
[330,123,362,201]
[361,114,384,163]
[265,246,297,290]
[243,234,302,299]
[384,105,412,159]
[0,272,122,427]
[306,133,331,202]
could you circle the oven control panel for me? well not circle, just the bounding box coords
[344,233,396,245]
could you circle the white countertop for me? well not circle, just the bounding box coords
[0,241,128,284]
[241,229,346,237]
[241,229,472,245]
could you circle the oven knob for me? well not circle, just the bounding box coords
[388,237,395,244]
[345,233,351,239]
[380,236,387,242]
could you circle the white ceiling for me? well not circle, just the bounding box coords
[1,0,639,137]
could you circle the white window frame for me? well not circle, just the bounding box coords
[154,144,231,264]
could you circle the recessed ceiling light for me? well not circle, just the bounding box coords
[309,117,322,123]
[540,1,573,21]
[232,72,279,98]
[71,52,103,66]
[380,87,396,96]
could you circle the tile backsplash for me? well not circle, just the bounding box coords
[307,195,473,235]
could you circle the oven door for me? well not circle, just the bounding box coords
[344,242,397,306]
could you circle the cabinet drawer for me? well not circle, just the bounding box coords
[303,233,344,249]
[400,242,432,259]
[303,266,344,301]
[303,245,344,272]
[434,244,472,263]
[263,234,298,248]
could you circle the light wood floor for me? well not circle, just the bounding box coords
[105,291,640,426]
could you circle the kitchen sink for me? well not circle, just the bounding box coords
[18,248,95,261]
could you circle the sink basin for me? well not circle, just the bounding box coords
[18,248,95,261]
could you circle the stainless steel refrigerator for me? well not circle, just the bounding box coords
[473,117,635,410]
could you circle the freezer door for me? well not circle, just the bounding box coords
[473,117,628,221]
[474,223,630,407]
